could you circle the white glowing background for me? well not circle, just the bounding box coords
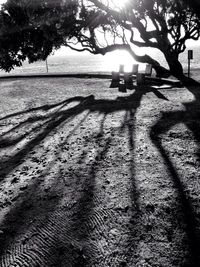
[110,0,129,8]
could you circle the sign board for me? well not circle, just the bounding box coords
[188,50,193,60]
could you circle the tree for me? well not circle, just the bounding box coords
[183,0,200,17]
[0,0,200,78]
[0,0,78,72]
[66,0,200,78]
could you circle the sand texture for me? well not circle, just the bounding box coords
[0,75,200,266]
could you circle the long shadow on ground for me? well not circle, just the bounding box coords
[0,81,180,266]
[150,78,200,266]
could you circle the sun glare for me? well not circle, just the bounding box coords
[105,51,137,72]
[110,0,129,9]
[0,0,6,8]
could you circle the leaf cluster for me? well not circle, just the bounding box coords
[0,0,79,72]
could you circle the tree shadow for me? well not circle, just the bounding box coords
[117,89,145,264]
[0,82,174,266]
[69,132,114,266]
[0,96,85,122]
[0,103,93,265]
[0,95,94,182]
[150,78,200,266]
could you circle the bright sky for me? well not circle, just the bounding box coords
[0,0,199,59]
[0,0,129,8]
[110,0,129,9]
[0,0,6,9]
[0,0,6,5]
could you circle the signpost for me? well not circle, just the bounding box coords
[188,50,193,77]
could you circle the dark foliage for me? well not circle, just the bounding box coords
[0,0,200,77]
[0,0,78,71]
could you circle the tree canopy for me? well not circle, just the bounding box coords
[70,0,200,77]
[0,0,78,71]
[0,0,200,77]
[183,0,200,17]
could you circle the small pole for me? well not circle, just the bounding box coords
[188,58,190,77]
[45,58,49,73]
[188,50,193,77]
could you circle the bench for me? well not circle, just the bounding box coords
[110,63,152,88]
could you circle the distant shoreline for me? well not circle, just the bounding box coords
[0,67,199,78]
[0,46,200,76]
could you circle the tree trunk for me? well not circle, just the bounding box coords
[128,46,185,78]
[128,49,171,78]
[152,65,171,78]
[164,52,184,78]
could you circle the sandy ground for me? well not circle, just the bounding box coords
[0,74,200,266]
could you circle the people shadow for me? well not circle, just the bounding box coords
[150,78,200,266]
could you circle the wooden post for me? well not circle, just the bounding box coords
[137,73,145,85]
[124,72,133,89]
[119,64,124,73]
[110,71,120,88]
[45,58,49,73]
[132,64,139,75]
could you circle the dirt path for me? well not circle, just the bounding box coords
[0,77,200,266]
